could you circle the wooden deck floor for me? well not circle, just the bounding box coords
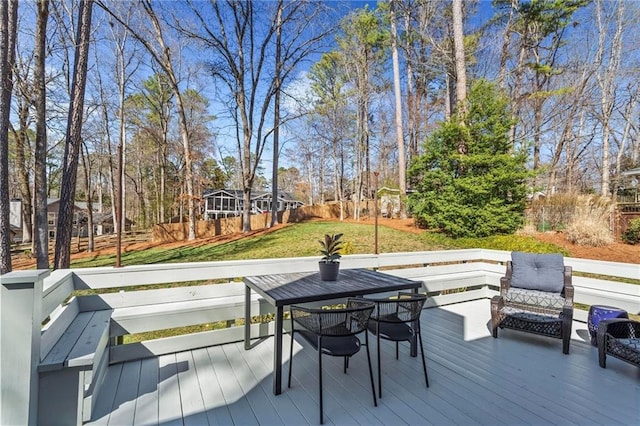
[87,299,640,425]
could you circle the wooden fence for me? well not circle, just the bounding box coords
[152,202,357,242]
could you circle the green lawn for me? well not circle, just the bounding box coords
[70,220,566,268]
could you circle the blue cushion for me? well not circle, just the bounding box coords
[510,252,565,293]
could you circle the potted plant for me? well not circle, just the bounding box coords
[318,233,343,281]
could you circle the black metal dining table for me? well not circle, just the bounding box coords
[243,268,422,395]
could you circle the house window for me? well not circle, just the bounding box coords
[48,212,55,226]
[49,230,55,239]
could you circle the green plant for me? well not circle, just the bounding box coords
[318,233,344,263]
[621,218,640,245]
[407,80,530,238]
[341,240,356,255]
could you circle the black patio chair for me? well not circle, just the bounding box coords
[597,318,640,369]
[361,292,428,398]
[288,298,377,424]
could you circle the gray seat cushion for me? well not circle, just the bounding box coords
[511,251,565,293]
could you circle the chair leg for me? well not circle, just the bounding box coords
[318,347,324,424]
[562,334,570,355]
[395,342,399,360]
[418,328,429,388]
[598,337,607,368]
[562,317,571,355]
[364,333,377,407]
[288,331,294,388]
[376,326,382,399]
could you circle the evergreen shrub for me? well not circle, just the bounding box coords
[407,80,530,238]
[621,218,640,245]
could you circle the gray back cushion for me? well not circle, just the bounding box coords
[510,251,565,293]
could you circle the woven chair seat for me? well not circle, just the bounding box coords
[500,309,563,338]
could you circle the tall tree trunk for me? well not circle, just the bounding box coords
[390,0,406,218]
[116,90,125,266]
[595,0,624,198]
[0,0,17,274]
[497,0,517,90]
[34,0,50,269]
[270,0,283,227]
[81,144,94,252]
[11,101,33,244]
[54,0,94,269]
[452,0,467,117]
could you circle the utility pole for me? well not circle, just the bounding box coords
[374,171,379,255]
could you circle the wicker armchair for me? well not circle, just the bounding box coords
[597,319,640,369]
[361,292,428,398]
[491,252,574,354]
[288,298,376,424]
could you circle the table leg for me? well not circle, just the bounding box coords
[244,285,251,350]
[273,305,284,395]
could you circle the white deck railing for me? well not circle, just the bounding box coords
[1,250,638,425]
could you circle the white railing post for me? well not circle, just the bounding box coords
[0,270,49,426]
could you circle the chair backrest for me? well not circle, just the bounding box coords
[290,299,375,336]
[370,292,427,323]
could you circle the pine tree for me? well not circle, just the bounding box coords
[408,80,530,238]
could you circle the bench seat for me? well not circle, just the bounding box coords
[38,308,111,425]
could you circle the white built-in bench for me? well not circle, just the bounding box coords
[83,282,273,365]
[38,297,111,425]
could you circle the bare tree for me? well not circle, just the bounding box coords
[337,7,388,220]
[397,0,440,159]
[93,2,139,266]
[34,0,50,269]
[270,0,283,227]
[181,0,326,232]
[100,0,198,240]
[0,0,18,274]
[54,0,94,269]
[307,51,353,217]
[452,0,467,117]
[595,0,624,197]
[389,0,406,217]
[10,53,35,245]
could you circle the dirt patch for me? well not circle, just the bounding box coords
[343,217,639,264]
[529,231,639,264]
[10,218,639,270]
[10,223,288,270]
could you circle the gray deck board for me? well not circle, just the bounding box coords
[190,347,234,425]
[157,353,183,426]
[133,357,159,426]
[108,360,142,425]
[87,300,640,426]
